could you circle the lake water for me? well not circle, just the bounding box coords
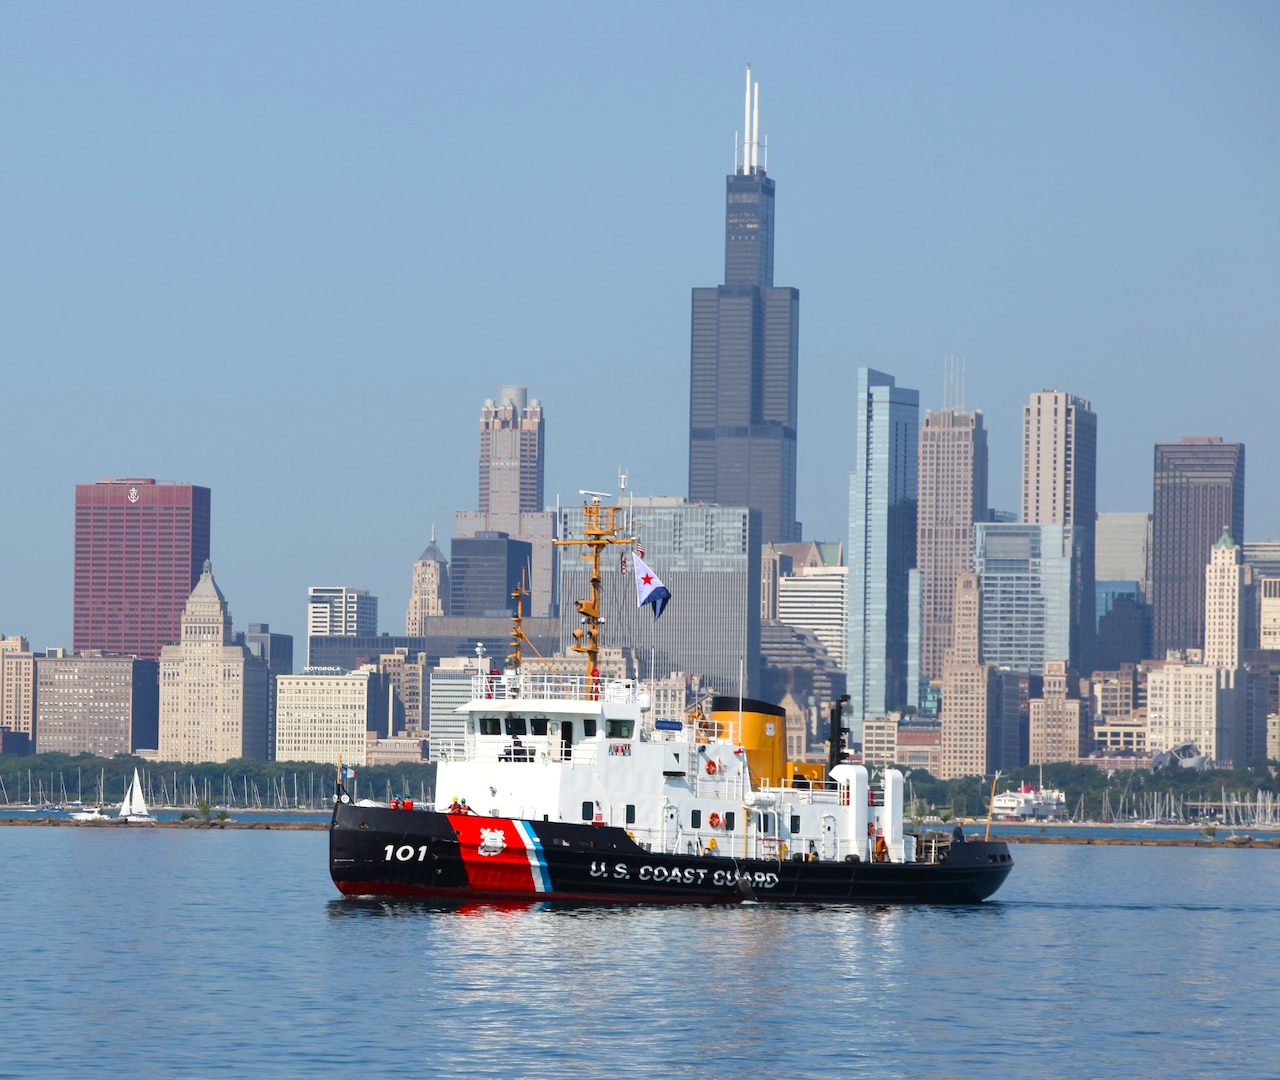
[4,827,1277,1079]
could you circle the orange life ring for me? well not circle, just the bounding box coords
[704,760,718,776]
[708,812,722,829]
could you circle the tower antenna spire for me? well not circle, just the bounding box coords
[752,79,760,172]
[743,64,752,175]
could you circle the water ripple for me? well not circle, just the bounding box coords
[2,829,1278,1078]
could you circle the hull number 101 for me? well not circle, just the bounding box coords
[384,845,430,862]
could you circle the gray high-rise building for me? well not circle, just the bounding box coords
[688,68,800,545]
[450,532,533,619]
[239,623,294,763]
[847,368,919,732]
[1095,512,1152,600]
[557,497,761,698]
[34,653,159,756]
[1152,437,1245,658]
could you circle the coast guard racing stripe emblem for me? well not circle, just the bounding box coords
[447,816,550,895]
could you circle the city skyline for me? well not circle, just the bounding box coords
[2,5,1277,651]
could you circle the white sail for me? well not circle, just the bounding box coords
[119,768,151,820]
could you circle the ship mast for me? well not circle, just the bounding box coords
[555,492,635,679]
[507,569,530,671]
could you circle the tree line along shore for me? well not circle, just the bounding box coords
[3,752,1278,827]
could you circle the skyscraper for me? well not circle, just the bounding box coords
[406,527,450,631]
[1204,529,1245,670]
[73,478,211,661]
[450,533,533,618]
[477,386,544,523]
[1151,437,1245,658]
[456,386,557,617]
[688,67,800,545]
[1095,512,1152,600]
[939,572,1008,779]
[847,368,919,730]
[158,562,268,763]
[1021,390,1097,674]
[307,587,377,636]
[306,587,377,667]
[916,407,988,683]
[1028,660,1091,765]
[974,523,1073,676]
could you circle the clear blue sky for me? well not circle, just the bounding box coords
[2,2,1277,651]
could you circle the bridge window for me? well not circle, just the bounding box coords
[605,719,634,739]
[581,802,593,821]
[479,717,501,735]
[625,804,636,824]
[790,814,801,834]
[724,811,735,830]
[691,809,702,829]
[530,717,549,736]
[504,718,527,736]
[583,718,598,737]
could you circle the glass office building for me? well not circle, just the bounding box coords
[974,523,1073,676]
[1151,437,1245,658]
[73,479,211,662]
[847,369,919,730]
[557,498,760,698]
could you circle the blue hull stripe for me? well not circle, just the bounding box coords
[514,821,552,893]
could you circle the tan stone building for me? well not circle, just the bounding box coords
[939,573,1007,779]
[275,667,376,766]
[1,640,36,740]
[1147,656,1237,765]
[406,528,450,631]
[1205,530,1246,669]
[916,408,987,682]
[1090,663,1148,754]
[365,731,426,765]
[863,714,942,776]
[455,386,556,618]
[1260,577,1280,651]
[1021,389,1097,673]
[378,647,428,735]
[158,562,269,763]
[1028,660,1091,764]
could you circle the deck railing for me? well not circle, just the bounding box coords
[470,673,640,704]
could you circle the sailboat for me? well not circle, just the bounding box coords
[118,768,156,823]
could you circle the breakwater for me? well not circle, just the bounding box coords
[0,817,325,830]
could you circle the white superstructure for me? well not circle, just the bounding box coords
[434,671,918,864]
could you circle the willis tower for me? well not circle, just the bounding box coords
[688,66,800,544]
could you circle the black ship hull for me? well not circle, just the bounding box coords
[330,800,1013,906]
